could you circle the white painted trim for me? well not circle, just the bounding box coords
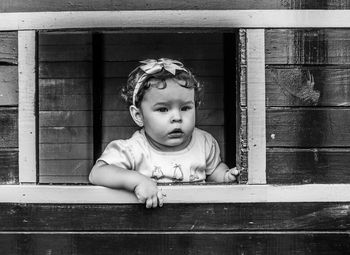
[1,10,350,31]
[18,31,37,183]
[1,184,350,203]
[246,29,266,184]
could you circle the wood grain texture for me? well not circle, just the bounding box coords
[266,67,350,107]
[0,32,17,64]
[266,108,350,147]
[0,233,349,255]
[0,65,17,106]
[0,149,18,184]
[0,107,17,148]
[0,202,349,231]
[246,29,266,184]
[2,0,350,12]
[266,29,350,64]
[267,148,350,184]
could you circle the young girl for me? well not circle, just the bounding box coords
[89,58,239,208]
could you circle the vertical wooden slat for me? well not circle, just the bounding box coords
[246,29,266,184]
[18,30,37,183]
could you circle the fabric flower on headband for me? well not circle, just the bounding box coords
[131,58,189,106]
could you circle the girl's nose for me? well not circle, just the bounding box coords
[171,110,182,123]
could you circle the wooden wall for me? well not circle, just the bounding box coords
[265,29,350,184]
[0,32,18,184]
[38,32,227,183]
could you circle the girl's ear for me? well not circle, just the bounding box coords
[129,105,144,127]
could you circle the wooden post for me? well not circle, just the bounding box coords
[18,30,37,183]
[246,29,266,184]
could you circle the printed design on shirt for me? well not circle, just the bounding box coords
[151,166,164,180]
[189,167,200,182]
[173,164,184,181]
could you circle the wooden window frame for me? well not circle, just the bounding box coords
[2,10,350,203]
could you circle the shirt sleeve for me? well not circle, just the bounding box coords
[97,139,135,170]
[204,133,222,175]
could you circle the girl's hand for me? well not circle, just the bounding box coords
[134,177,165,208]
[224,167,240,183]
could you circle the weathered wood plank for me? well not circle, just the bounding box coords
[0,149,18,184]
[40,159,93,175]
[246,29,266,184]
[0,233,349,255]
[39,31,92,45]
[266,29,350,64]
[39,62,92,78]
[39,60,222,78]
[267,148,350,184]
[0,203,349,231]
[103,43,223,61]
[2,0,350,12]
[39,143,93,159]
[0,107,17,148]
[104,60,223,77]
[266,67,350,107]
[39,45,92,61]
[0,66,17,106]
[103,32,223,45]
[38,77,223,96]
[0,32,17,64]
[18,30,37,183]
[266,108,350,147]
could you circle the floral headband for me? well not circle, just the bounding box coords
[130,58,189,106]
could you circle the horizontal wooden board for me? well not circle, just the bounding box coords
[39,32,92,45]
[0,66,18,106]
[40,159,93,175]
[266,67,350,107]
[0,149,18,184]
[0,107,17,147]
[267,148,350,184]
[39,78,92,95]
[0,202,349,231]
[39,45,92,61]
[266,108,350,147]
[104,60,223,78]
[266,29,350,64]
[39,62,92,78]
[0,233,349,255]
[0,32,17,64]
[1,0,350,12]
[38,77,223,96]
[103,44,223,61]
[39,143,93,159]
[103,33,223,45]
[39,60,222,78]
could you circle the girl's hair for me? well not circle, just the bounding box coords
[121,59,203,108]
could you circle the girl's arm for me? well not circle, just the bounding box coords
[206,162,239,183]
[89,161,164,208]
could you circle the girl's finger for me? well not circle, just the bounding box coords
[152,196,158,208]
[145,198,153,208]
[157,190,164,207]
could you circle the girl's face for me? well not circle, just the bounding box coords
[139,78,196,151]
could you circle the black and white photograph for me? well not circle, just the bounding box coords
[0,1,349,254]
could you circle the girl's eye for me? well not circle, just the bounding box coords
[157,107,168,112]
[181,106,193,111]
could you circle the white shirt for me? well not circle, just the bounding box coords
[98,128,222,183]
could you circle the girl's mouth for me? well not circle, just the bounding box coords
[168,129,184,138]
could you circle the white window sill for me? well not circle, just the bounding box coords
[1,184,350,204]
